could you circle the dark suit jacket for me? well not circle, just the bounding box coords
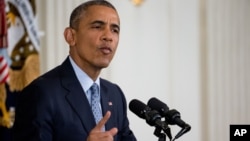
[13,57,136,141]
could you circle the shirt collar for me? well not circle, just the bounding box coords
[69,56,100,93]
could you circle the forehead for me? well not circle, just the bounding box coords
[82,5,120,25]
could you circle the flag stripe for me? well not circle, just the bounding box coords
[0,55,9,83]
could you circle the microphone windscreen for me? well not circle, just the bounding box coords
[129,99,147,119]
[147,97,169,116]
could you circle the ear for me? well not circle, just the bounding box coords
[64,27,76,46]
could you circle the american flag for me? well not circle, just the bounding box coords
[0,55,9,84]
[108,101,113,106]
[0,0,9,84]
[0,0,8,48]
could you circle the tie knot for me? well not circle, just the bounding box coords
[90,83,100,102]
[90,83,99,97]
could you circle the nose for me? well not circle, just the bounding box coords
[101,27,113,42]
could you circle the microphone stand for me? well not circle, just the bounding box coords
[153,118,191,141]
[154,127,167,141]
[153,120,172,141]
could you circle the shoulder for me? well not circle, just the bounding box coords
[100,78,127,103]
[100,78,121,91]
[28,57,74,87]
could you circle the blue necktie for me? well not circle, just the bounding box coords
[90,83,103,124]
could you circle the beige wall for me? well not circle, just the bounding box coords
[37,0,250,141]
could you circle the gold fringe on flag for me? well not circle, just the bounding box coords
[0,83,12,128]
[9,54,40,92]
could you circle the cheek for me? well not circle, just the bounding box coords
[113,35,119,47]
[113,41,119,52]
[77,35,95,51]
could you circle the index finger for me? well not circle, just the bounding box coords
[93,111,111,131]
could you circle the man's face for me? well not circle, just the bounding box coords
[70,5,120,71]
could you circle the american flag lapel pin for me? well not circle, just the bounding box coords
[108,101,113,106]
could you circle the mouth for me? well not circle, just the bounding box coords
[99,46,112,54]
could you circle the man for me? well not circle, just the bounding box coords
[12,1,137,141]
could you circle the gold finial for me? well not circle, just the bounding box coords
[131,0,144,6]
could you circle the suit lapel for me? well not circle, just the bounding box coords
[65,84,96,133]
[100,80,115,130]
[60,58,96,133]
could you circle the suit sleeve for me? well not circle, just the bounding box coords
[13,82,54,141]
[114,85,137,141]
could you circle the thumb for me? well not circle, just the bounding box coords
[109,127,118,136]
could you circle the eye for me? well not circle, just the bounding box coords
[112,27,120,34]
[92,25,101,29]
[112,29,119,33]
[91,22,103,29]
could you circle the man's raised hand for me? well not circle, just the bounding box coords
[87,111,118,141]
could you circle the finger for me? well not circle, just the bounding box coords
[93,111,111,131]
[109,127,118,136]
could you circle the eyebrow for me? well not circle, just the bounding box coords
[91,20,120,31]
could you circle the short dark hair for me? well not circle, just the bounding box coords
[69,0,117,29]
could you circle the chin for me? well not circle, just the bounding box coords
[97,63,110,69]
[100,64,109,68]
[96,59,112,69]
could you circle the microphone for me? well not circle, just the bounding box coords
[165,109,191,140]
[129,99,172,139]
[165,109,188,128]
[147,97,191,140]
[129,99,163,126]
[148,97,190,127]
[147,97,169,117]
